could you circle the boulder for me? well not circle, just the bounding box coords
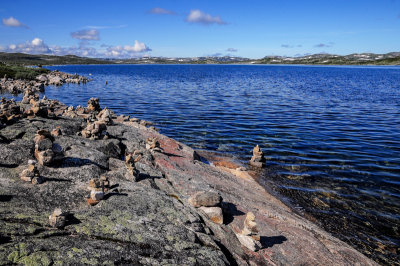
[188,191,222,208]
[49,208,66,228]
[199,206,224,224]
[236,234,261,252]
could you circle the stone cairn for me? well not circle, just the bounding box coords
[249,145,266,168]
[49,208,66,228]
[51,126,62,137]
[81,99,112,140]
[146,137,162,152]
[188,191,224,224]
[21,88,39,104]
[20,160,44,184]
[125,151,142,181]
[87,97,101,112]
[97,108,113,125]
[236,212,261,251]
[87,177,107,206]
[0,98,23,126]
[34,130,63,166]
[81,120,107,140]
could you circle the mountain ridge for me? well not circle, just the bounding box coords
[1,51,399,66]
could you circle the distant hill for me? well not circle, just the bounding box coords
[0,52,399,66]
[256,52,400,65]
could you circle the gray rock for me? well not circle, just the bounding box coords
[188,191,222,208]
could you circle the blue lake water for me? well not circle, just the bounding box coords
[42,64,399,264]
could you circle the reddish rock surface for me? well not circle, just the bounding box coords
[142,129,377,266]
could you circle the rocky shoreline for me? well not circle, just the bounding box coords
[0,70,89,95]
[0,75,377,265]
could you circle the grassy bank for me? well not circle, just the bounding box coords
[0,63,50,80]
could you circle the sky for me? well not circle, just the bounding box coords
[0,0,399,59]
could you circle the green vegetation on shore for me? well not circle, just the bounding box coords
[0,52,111,66]
[0,63,50,80]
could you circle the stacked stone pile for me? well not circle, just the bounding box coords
[249,145,266,168]
[34,129,63,166]
[87,178,105,206]
[20,160,44,184]
[235,212,262,251]
[189,191,224,224]
[146,137,162,152]
[125,151,142,181]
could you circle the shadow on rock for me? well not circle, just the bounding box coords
[103,192,128,200]
[60,157,108,170]
[0,235,12,244]
[65,213,81,226]
[260,235,287,249]
[43,177,72,183]
[136,173,162,182]
[221,202,246,225]
[0,163,19,168]
[0,195,13,202]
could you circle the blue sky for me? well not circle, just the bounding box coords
[0,0,399,58]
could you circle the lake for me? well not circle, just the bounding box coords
[42,64,400,264]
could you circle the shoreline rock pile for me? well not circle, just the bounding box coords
[189,191,224,224]
[249,145,266,168]
[0,71,88,95]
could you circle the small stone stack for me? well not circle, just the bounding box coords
[49,208,66,228]
[30,100,48,118]
[81,120,107,140]
[241,212,260,241]
[189,191,224,224]
[125,151,141,181]
[100,175,110,192]
[146,137,162,152]
[97,108,113,125]
[20,160,44,184]
[87,98,100,112]
[34,130,63,166]
[21,88,39,104]
[236,212,262,251]
[51,126,62,137]
[87,178,105,206]
[249,145,266,168]
[0,98,23,125]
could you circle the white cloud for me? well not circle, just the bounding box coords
[71,29,100,40]
[32,38,43,46]
[2,38,50,54]
[124,40,151,53]
[1,38,151,58]
[186,10,226,25]
[149,7,176,15]
[2,16,28,28]
[105,41,152,58]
